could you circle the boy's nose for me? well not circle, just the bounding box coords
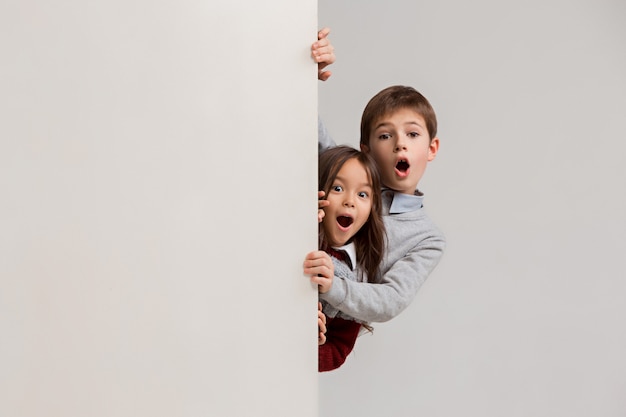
[394,137,407,152]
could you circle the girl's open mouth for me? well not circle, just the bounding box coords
[337,216,354,228]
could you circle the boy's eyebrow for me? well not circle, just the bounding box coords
[374,121,392,130]
[374,120,424,130]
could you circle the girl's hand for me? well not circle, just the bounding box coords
[304,250,334,293]
[311,27,335,81]
[318,190,330,223]
[318,302,327,345]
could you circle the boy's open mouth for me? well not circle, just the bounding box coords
[337,216,354,228]
[396,159,410,173]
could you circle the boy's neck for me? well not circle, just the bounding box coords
[384,186,422,196]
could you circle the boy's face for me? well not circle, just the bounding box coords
[361,108,439,194]
[322,158,373,247]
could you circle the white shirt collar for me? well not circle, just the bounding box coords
[331,242,357,271]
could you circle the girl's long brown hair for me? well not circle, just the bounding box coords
[318,146,386,283]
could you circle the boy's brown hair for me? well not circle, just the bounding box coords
[318,146,386,283]
[360,85,438,147]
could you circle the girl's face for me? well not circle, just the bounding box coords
[322,157,373,247]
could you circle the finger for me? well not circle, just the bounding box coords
[309,271,329,282]
[318,198,330,205]
[317,27,331,40]
[305,250,325,261]
[314,37,330,48]
[304,254,333,272]
[318,192,329,212]
[304,262,326,276]
[314,41,333,53]
[318,305,327,325]
[306,250,330,261]
[313,50,336,64]
[318,325,327,337]
[311,39,331,55]
[319,71,332,82]
[310,274,332,287]
[319,332,326,345]
[318,317,327,334]
[308,270,331,281]
[315,42,335,55]
[304,260,332,275]
[304,250,321,263]
[312,39,334,55]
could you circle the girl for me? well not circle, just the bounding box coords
[304,145,386,372]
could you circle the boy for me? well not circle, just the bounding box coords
[317,85,445,323]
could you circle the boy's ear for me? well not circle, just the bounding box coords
[360,143,370,153]
[427,137,440,162]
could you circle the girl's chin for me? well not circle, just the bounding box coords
[329,237,350,247]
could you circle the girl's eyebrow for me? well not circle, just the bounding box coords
[335,175,372,190]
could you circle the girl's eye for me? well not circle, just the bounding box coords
[332,185,343,192]
[358,191,369,198]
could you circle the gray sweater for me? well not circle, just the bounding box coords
[318,118,446,323]
[320,243,370,324]
[321,255,363,322]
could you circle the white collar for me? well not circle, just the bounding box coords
[331,242,357,271]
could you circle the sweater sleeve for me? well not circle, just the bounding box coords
[318,317,361,372]
[318,117,336,152]
[320,229,445,323]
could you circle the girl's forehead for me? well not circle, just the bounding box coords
[335,158,372,185]
[338,157,365,172]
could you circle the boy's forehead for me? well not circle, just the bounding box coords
[373,108,425,126]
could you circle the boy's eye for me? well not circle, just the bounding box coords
[332,185,343,192]
[358,191,369,198]
[408,131,420,138]
[378,133,391,140]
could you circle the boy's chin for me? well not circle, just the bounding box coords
[385,179,420,194]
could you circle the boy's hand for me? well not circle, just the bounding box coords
[318,302,327,345]
[304,250,334,293]
[318,190,330,223]
[311,27,335,81]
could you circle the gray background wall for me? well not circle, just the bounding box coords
[0,1,318,416]
[318,0,626,416]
